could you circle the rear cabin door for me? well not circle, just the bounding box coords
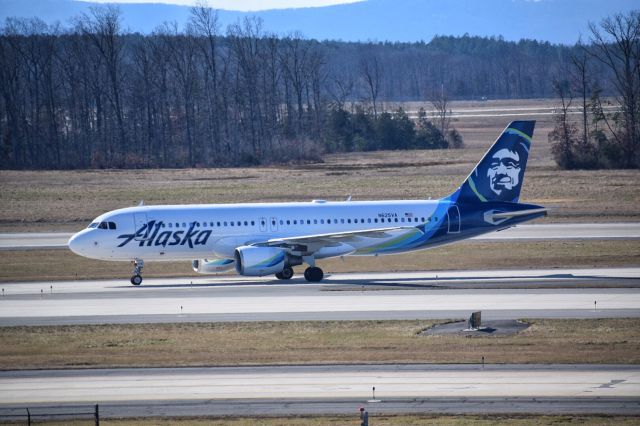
[447,205,461,234]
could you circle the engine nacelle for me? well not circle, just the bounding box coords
[192,258,235,274]
[234,246,286,276]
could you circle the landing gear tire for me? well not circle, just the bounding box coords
[130,259,144,286]
[304,266,324,282]
[275,266,294,280]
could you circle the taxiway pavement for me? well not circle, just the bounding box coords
[0,365,638,417]
[1,268,639,326]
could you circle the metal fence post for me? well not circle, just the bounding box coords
[26,408,31,426]
[95,404,99,426]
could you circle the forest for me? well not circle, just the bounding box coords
[0,5,636,169]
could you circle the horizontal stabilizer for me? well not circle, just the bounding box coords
[490,208,548,219]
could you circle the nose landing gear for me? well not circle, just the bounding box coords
[130,259,144,286]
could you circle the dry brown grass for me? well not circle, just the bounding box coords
[0,239,638,282]
[6,415,638,426]
[1,319,638,370]
[0,99,638,232]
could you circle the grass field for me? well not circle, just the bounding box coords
[1,319,638,370]
[1,239,638,282]
[0,99,638,232]
[5,415,638,426]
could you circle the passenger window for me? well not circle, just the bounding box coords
[374,218,378,223]
[287,220,290,225]
[244,221,248,226]
[394,218,398,223]
[341,219,345,224]
[168,223,173,228]
[293,220,297,225]
[251,221,255,226]
[182,223,186,227]
[307,220,311,225]
[224,221,228,226]
[280,220,284,225]
[314,219,318,224]
[368,218,371,223]
[320,219,324,224]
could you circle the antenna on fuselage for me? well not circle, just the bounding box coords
[138,200,144,206]
[346,195,352,202]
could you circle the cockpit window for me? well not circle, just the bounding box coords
[88,222,98,228]
[98,222,108,229]
[108,221,116,230]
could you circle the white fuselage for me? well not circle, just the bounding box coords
[69,200,444,261]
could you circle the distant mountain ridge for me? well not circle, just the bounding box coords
[0,0,637,44]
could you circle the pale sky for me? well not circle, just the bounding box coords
[80,0,365,12]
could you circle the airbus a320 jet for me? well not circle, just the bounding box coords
[69,121,546,285]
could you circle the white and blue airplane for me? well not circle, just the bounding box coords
[68,121,546,285]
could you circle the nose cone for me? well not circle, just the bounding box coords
[68,229,93,257]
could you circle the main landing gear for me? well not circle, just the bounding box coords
[304,266,324,282]
[130,259,144,286]
[275,266,294,280]
[274,265,324,282]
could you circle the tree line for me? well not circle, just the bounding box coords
[549,10,639,169]
[0,5,629,169]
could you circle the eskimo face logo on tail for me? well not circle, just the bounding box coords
[117,221,212,248]
[487,148,521,196]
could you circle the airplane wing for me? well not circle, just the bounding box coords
[256,226,423,253]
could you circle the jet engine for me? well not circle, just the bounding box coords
[192,258,235,274]
[234,246,286,276]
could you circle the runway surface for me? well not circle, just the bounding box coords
[0,365,638,417]
[1,268,639,325]
[1,222,638,250]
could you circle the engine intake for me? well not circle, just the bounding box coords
[234,246,286,276]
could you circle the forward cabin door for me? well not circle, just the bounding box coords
[133,213,149,241]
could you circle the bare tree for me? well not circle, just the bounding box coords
[588,10,640,167]
[190,1,221,162]
[77,5,127,165]
[431,84,451,137]
[359,51,382,119]
[549,79,580,168]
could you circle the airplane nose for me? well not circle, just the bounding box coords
[68,230,91,256]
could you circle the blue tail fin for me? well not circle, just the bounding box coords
[453,121,535,203]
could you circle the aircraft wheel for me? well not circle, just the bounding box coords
[303,267,324,282]
[281,266,294,280]
[275,272,284,280]
[131,275,142,286]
